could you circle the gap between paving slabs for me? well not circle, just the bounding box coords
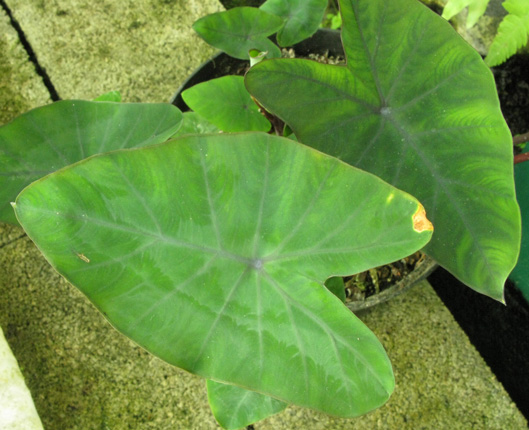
[0,0,59,101]
[2,0,224,102]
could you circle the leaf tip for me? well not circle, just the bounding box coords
[412,204,434,233]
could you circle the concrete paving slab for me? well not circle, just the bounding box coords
[0,223,219,430]
[0,6,50,125]
[4,0,224,102]
[1,224,526,429]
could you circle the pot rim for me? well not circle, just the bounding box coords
[347,255,438,313]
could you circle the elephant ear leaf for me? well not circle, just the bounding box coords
[14,133,432,418]
[0,100,182,224]
[245,0,520,301]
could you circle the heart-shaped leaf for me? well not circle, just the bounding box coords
[14,133,432,417]
[193,7,283,60]
[245,0,520,300]
[207,380,287,429]
[0,100,182,223]
[182,76,271,132]
[260,0,328,47]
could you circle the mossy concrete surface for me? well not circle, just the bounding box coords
[1,222,526,429]
[0,6,50,125]
[3,0,223,102]
[1,224,219,429]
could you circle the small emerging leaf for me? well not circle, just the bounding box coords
[249,49,268,67]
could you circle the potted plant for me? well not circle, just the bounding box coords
[0,0,521,429]
[173,24,439,313]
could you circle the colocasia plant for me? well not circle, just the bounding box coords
[0,0,520,429]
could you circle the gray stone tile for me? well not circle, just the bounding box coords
[0,6,50,125]
[4,0,224,102]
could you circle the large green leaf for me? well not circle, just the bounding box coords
[260,0,328,46]
[192,7,283,60]
[0,100,182,224]
[207,380,287,429]
[182,76,271,132]
[14,133,432,417]
[245,0,520,301]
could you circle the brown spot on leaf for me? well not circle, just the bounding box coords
[413,204,433,233]
[76,252,90,263]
